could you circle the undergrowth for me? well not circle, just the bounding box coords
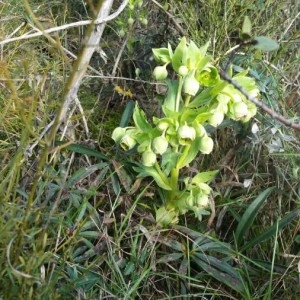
[0,0,299,299]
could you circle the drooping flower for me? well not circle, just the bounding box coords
[152,135,169,155]
[153,64,168,81]
[178,123,196,145]
[183,71,200,96]
[120,134,136,151]
[142,149,157,167]
[199,135,214,154]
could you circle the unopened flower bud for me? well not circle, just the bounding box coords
[208,111,224,127]
[183,72,200,96]
[128,17,134,26]
[157,119,170,131]
[152,136,168,155]
[140,18,148,26]
[199,136,214,154]
[196,194,210,207]
[153,65,168,81]
[178,65,189,76]
[142,150,157,167]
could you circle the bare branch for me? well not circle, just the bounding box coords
[219,69,300,131]
[0,0,128,46]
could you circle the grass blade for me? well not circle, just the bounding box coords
[241,208,300,252]
[235,187,274,247]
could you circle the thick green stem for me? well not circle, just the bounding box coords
[175,77,184,112]
[170,167,179,190]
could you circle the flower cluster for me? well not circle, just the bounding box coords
[112,37,260,225]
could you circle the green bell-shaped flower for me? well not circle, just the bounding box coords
[153,64,168,81]
[208,111,224,127]
[120,134,137,151]
[195,194,210,208]
[182,71,200,96]
[178,123,196,145]
[178,65,189,76]
[231,101,248,120]
[111,127,127,143]
[152,135,169,155]
[142,149,157,167]
[199,135,214,154]
[196,66,219,87]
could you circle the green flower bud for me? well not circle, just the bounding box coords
[120,134,136,151]
[183,72,200,96]
[196,194,210,207]
[112,127,126,142]
[137,0,143,7]
[178,65,189,76]
[142,149,157,167]
[208,111,224,127]
[153,65,168,81]
[118,29,125,38]
[152,136,168,155]
[128,17,134,26]
[157,119,170,131]
[178,124,196,145]
[199,135,214,154]
[194,122,206,137]
[232,101,248,120]
[140,18,148,26]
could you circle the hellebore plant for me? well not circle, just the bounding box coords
[112,37,260,226]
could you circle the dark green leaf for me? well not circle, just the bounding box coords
[235,187,274,247]
[119,100,135,127]
[157,253,183,264]
[193,253,246,295]
[241,208,300,252]
[55,141,109,161]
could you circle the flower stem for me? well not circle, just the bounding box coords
[184,95,191,107]
[175,77,184,112]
